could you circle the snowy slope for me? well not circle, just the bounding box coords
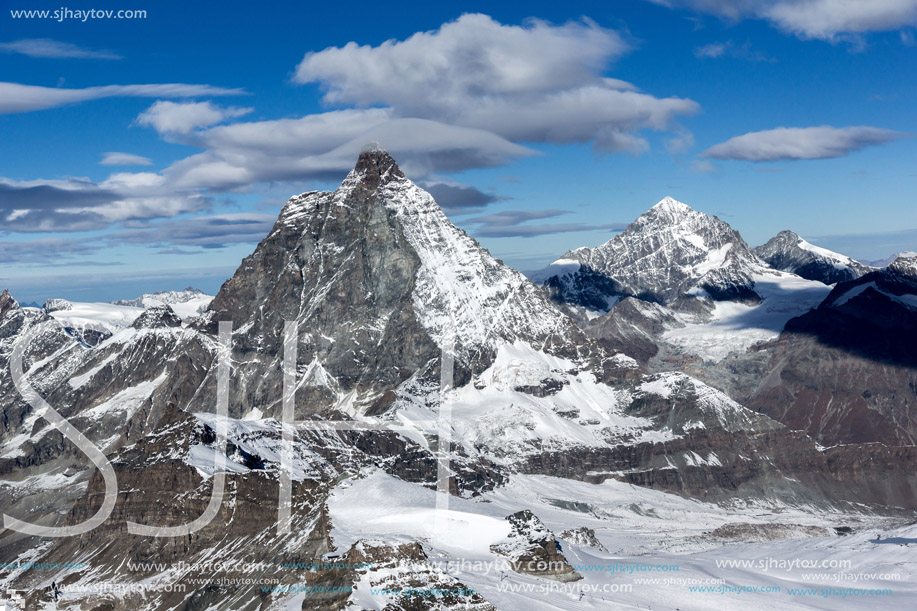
[46,301,143,334]
[662,271,831,361]
[328,470,916,611]
[360,154,592,360]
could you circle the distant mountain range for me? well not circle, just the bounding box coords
[530,196,917,448]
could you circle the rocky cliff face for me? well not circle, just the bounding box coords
[754,230,872,285]
[490,510,581,582]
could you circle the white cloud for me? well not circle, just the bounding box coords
[1,14,705,243]
[702,126,910,161]
[650,0,917,40]
[0,38,121,59]
[692,160,718,172]
[166,115,535,190]
[0,82,246,115]
[765,0,917,39]
[666,130,696,153]
[0,172,210,232]
[296,14,627,106]
[100,152,153,166]
[135,101,254,135]
[197,108,392,156]
[694,40,775,61]
[294,13,697,151]
[695,42,729,57]
[420,180,507,213]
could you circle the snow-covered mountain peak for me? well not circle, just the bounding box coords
[888,255,917,278]
[130,304,183,330]
[541,197,762,308]
[632,196,728,235]
[754,230,871,284]
[650,195,693,215]
[111,288,213,321]
[43,298,73,313]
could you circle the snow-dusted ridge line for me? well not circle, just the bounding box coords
[532,195,770,313]
[337,150,592,363]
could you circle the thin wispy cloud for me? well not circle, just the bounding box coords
[0,237,101,264]
[0,175,211,233]
[702,126,910,161]
[110,214,276,248]
[0,38,121,59]
[464,209,628,238]
[161,115,536,191]
[649,0,917,41]
[0,82,247,115]
[421,182,508,213]
[695,42,729,58]
[136,101,254,136]
[694,40,775,61]
[0,179,119,210]
[100,152,153,166]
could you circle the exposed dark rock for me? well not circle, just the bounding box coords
[490,510,581,582]
[749,257,917,445]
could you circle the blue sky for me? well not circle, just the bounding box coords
[1,0,916,303]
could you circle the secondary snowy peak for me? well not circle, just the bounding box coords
[541,196,763,310]
[887,254,917,278]
[205,148,604,416]
[754,230,871,285]
[131,304,183,329]
[113,286,209,306]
